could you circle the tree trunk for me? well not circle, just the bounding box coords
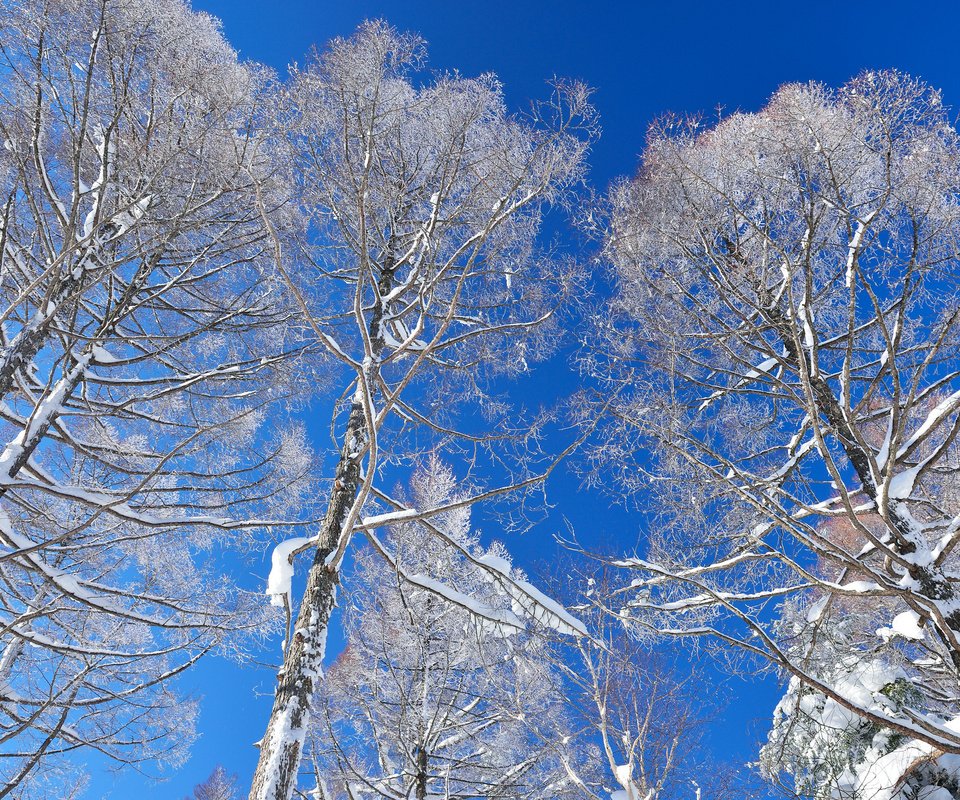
[415,744,428,800]
[249,252,395,800]
[247,399,365,800]
[764,299,960,667]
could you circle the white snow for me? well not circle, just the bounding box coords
[478,552,512,575]
[845,211,876,288]
[805,596,828,623]
[887,466,921,500]
[698,356,779,410]
[266,537,314,607]
[614,764,632,785]
[837,580,882,594]
[360,508,418,528]
[478,550,587,636]
[877,610,924,642]
[915,789,954,800]
[898,389,960,459]
[403,571,525,634]
[90,344,119,365]
[509,576,588,636]
[854,739,933,800]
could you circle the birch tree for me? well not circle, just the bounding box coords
[557,572,727,800]
[187,767,240,800]
[0,0,305,791]
[594,70,960,787]
[250,22,594,800]
[305,462,581,800]
[306,480,729,800]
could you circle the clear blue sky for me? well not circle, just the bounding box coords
[87,2,960,797]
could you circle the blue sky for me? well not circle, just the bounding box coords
[195,0,960,191]
[86,2,960,797]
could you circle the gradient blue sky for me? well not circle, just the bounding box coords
[86,2,960,797]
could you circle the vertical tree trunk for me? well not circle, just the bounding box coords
[247,400,365,800]
[249,254,395,800]
[415,745,428,800]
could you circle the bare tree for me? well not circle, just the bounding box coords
[249,22,595,800]
[555,569,731,800]
[0,0,307,792]
[306,472,735,800]
[592,70,960,790]
[188,766,240,800]
[305,460,581,800]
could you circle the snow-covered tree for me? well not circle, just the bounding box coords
[592,70,960,790]
[187,766,240,800]
[0,0,306,791]
[556,570,728,800]
[305,467,724,800]
[760,597,960,800]
[250,22,595,800]
[305,461,582,800]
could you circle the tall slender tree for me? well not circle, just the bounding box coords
[594,70,960,792]
[188,766,240,800]
[306,461,580,800]
[250,22,594,800]
[0,0,306,792]
[555,570,730,800]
